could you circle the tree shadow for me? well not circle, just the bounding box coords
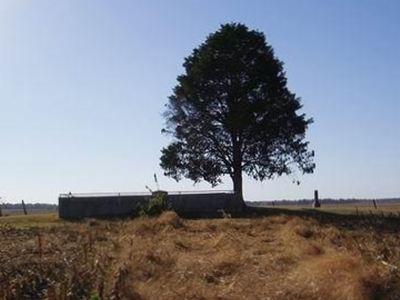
[239,205,400,233]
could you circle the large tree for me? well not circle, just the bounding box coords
[160,23,315,202]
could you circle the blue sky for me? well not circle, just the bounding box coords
[0,0,399,203]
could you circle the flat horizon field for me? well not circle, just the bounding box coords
[2,209,400,299]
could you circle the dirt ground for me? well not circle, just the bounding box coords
[1,211,400,299]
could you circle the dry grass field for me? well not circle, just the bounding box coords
[1,209,400,299]
[271,202,400,216]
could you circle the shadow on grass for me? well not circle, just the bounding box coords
[237,205,400,232]
[58,205,400,233]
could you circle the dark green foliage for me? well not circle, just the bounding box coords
[139,193,170,217]
[160,23,315,199]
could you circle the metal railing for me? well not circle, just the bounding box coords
[168,190,234,195]
[59,191,151,198]
[59,190,234,198]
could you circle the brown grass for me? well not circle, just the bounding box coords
[0,213,59,228]
[156,211,184,228]
[1,212,400,299]
[282,254,386,299]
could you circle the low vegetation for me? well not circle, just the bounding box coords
[139,192,170,217]
[1,210,400,299]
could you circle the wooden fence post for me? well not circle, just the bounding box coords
[21,200,28,215]
[372,199,377,210]
[37,233,43,259]
[313,190,321,208]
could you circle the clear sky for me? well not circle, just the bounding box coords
[0,0,399,203]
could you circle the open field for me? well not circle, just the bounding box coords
[0,213,60,228]
[270,203,400,216]
[1,209,400,299]
[1,208,58,216]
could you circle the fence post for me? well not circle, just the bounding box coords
[313,190,321,208]
[37,233,43,259]
[372,199,377,210]
[22,200,28,215]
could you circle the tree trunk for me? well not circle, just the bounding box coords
[232,169,243,200]
[231,133,245,210]
[230,168,245,212]
[232,137,244,202]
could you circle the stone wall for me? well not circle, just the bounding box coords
[58,192,240,219]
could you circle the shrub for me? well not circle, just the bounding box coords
[139,192,170,217]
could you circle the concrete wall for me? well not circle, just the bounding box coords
[169,193,240,217]
[59,195,149,219]
[59,192,240,219]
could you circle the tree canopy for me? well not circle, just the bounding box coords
[160,23,315,201]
